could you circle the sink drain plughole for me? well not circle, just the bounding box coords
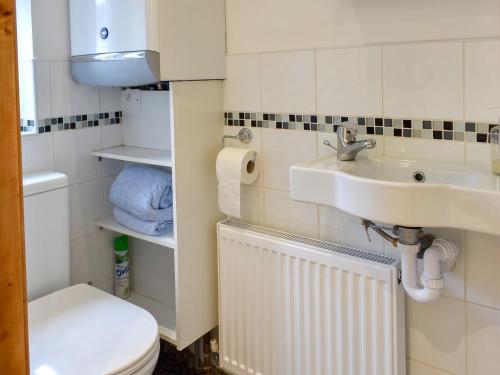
[413,171,426,183]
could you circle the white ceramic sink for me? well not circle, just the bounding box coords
[290,154,500,235]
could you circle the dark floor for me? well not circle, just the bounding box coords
[153,340,226,375]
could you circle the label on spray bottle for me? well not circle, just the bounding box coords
[114,236,130,299]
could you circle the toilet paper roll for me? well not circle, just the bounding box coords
[216,147,259,218]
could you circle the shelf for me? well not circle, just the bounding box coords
[92,146,172,167]
[128,291,177,345]
[95,216,175,249]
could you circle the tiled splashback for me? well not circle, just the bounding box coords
[21,111,122,135]
[225,111,498,144]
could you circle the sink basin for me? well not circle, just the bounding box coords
[290,154,500,235]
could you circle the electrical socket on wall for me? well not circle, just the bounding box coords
[122,89,141,111]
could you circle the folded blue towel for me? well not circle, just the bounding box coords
[110,165,173,222]
[114,207,173,236]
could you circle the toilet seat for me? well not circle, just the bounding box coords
[29,284,160,375]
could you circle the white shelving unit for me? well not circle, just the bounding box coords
[93,82,223,350]
[92,146,172,167]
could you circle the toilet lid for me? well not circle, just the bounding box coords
[29,284,159,375]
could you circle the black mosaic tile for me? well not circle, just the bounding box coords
[443,121,453,131]
[251,120,256,127]
[375,118,383,127]
[403,120,412,129]
[394,129,402,137]
[289,114,295,122]
[311,123,317,131]
[311,115,317,123]
[367,127,374,135]
[477,133,488,143]
[325,116,333,124]
[276,122,282,129]
[341,116,348,122]
[358,117,366,126]
[304,123,310,131]
[384,119,393,127]
[444,131,453,140]
[433,131,443,140]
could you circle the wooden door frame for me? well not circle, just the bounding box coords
[0,0,29,373]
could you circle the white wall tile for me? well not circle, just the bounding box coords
[467,303,500,375]
[54,127,102,184]
[33,61,52,119]
[123,91,171,150]
[407,360,454,375]
[263,188,318,238]
[103,160,123,178]
[223,54,261,112]
[50,61,100,117]
[406,296,466,375]
[69,179,104,240]
[262,129,316,190]
[226,0,500,54]
[102,176,116,217]
[102,124,123,148]
[99,87,123,113]
[94,278,114,294]
[240,185,264,226]
[70,231,114,285]
[465,40,500,123]
[21,133,54,174]
[261,51,316,113]
[31,0,70,60]
[316,46,382,117]
[384,138,465,163]
[383,42,463,120]
[466,231,500,310]
[318,205,385,254]
[465,142,491,167]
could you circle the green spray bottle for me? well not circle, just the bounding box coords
[114,235,130,299]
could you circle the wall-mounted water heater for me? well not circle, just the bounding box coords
[69,0,225,87]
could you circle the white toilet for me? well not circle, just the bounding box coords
[24,172,160,375]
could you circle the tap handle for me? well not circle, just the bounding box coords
[337,123,357,143]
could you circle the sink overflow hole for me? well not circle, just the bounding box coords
[413,171,426,183]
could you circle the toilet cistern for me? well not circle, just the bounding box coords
[324,123,376,161]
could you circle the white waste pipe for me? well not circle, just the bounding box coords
[399,239,459,303]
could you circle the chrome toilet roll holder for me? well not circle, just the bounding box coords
[220,128,257,163]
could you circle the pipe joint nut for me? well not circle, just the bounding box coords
[420,275,445,289]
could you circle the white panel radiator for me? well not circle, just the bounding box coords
[217,219,405,375]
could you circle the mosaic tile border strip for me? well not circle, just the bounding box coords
[224,111,499,143]
[21,111,123,135]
